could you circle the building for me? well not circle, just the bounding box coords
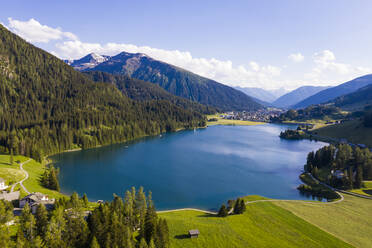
[332,170,345,179]
[20,193,55,214]
[0,177,8,190]
[0,191,20,201]
[189,229,200,238]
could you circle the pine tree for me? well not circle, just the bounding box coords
[240,199,246,213]
[0,225,12,248]
[20,203,36,242]
[90,236,100,248]
[82,193,89,207]
[233,198,242,214]
[139,238,149,248]
[218,204,228,217]
[355,165,363,189]
[35,204,48,239]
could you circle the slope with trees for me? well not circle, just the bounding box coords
[73,52,263,111]
[0,24,206,162]
[272,86,329,108]
[293,74,372,109]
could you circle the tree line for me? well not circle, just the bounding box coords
[0,187,169,248]
[0,24,206,162]
[304,144,372,189]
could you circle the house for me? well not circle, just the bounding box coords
[20,193,55,214]
[0,177,8,190]
[189,229,200,238]
[332,170,345,179]
[0,191,20,201]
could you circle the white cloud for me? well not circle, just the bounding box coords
[288,53,304,63]
[304,49,371,85]
[7,18,77,43]
[5,18,372,90]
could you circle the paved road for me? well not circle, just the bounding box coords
[10,159,31,194]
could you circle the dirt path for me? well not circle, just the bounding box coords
[10,159,31,194]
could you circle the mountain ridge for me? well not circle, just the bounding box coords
[293,74,372,109]
[68,52,263,111]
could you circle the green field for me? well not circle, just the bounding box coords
[275,194,372,248]
[0,154,64,199]
[349,181,372,196]
[21,158,65,199]
[313,120,372,147]
[0,155,28,186]
[159,195,352,248]
[206,114,265,126]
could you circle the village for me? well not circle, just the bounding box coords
[220,108,284,122]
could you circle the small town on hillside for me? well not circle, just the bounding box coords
[219,108,284,122]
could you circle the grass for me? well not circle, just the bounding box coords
[206,114,265,126]
[0,155,28,186]
[349,181,372,196]
[313,119,372,147]
[275,194,372,248]
[159,200,352,248]
[21,158,65,199]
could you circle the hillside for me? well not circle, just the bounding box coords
[293,74,372,109]
[313,119,372,147]
[0,24,205,161]
[84,71,216,114]
[69,52,263,111]
[273,86,329,108]
[159,196,352,248]
[330,84,372,110]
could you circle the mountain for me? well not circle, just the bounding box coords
[293,74,372,109]
[330,84,372,110]
[234,87,278,103]
[84,71,216,114]
[69,52,262,111]
[0,24,205,161]
[272,86,330,108]
[64,52,110,70]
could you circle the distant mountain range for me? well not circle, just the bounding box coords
[293,74,372,109]
[272,86,330,108]
[68,52,263,111]
[234,87,283,103]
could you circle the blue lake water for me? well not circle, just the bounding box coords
[51,124,327,211]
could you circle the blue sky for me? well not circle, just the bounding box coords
[1,0,372,90]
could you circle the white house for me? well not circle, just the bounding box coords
[0,177,8,190]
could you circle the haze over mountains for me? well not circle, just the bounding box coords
[272,86,330,108]
[68,52,262,111]
[293,74,372,109]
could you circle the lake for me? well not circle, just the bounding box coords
[51,124,327,210]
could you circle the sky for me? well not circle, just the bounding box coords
[1,0,372,90]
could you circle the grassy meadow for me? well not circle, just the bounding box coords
[275,194,372,248]
[313,120,372,147]
[159,195,352,248]
[0,154,64,199]
[206,114,265,126]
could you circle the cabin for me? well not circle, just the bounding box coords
[20,193,55,214]
[189,229,200,238]
[332,170,345,179]
[0,177,8,190]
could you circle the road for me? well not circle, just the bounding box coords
[10,159,31,194]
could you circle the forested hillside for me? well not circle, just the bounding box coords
[76,52,262,111]
[293,74,372,109]
[0,24,206,161]
[84,71,216,114]
[331,84,372,110]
